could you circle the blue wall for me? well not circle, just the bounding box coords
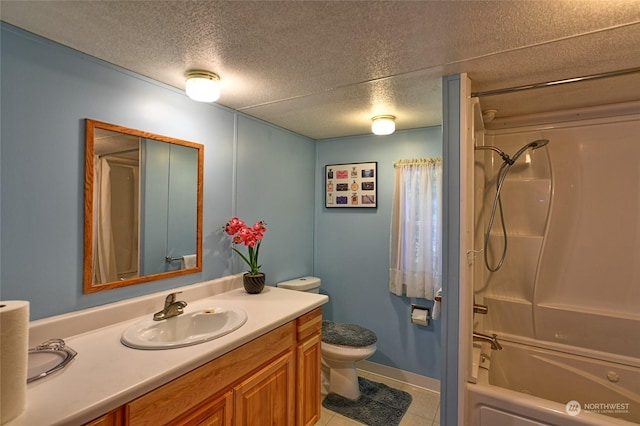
[315,129,443,379]
[235,115,316,282]
[0,24,315,319]
[1,23,444,382]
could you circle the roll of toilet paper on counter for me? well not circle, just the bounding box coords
[1,300,29,424]
[411,308,429,326]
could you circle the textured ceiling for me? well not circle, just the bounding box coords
[2,1,640,139]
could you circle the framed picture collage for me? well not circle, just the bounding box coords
[325,162,377,208]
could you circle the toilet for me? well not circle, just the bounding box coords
[277,276,377,400]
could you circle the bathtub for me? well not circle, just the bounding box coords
[467,340,640,426]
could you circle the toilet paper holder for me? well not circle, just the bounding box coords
[410,304,430,326]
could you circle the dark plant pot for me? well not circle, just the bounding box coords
[243,273,265,294]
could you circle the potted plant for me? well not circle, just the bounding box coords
[223,217,267,293]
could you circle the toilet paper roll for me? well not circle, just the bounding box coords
[411,308,429,326]
[1,301,29,424]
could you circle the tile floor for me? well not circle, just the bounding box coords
[317,370,441,426]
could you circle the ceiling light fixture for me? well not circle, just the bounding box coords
[185,70,221,103]
[371,115,396,136]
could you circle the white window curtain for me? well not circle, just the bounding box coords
[389,158,442,299]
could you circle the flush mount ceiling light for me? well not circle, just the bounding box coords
[371,115,396,136]
[185,70,221,102]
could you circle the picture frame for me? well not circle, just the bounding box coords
[325,162,377,208]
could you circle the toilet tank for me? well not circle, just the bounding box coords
[277,276,321,293]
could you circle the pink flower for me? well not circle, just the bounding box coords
[222,217,267,274]
[225,217,246,236]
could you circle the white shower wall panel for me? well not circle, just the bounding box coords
[535,118,640,315]
[486,113,640,360]
[483,296,535,339]
[493,180,551,236]
[535,303,640,360]
[485,235,542,301]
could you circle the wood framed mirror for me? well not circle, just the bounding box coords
[84,119,204,293]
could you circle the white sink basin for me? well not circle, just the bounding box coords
[121,302,248,350]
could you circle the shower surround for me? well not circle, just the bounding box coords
[469,107,640,425]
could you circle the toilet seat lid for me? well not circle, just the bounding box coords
[322,320,377,347]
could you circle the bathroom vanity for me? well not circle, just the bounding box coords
[92,308,321,426]
[8,276,327,426]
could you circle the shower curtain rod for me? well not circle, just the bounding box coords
[97,148,139,158]
[471,66,640,98]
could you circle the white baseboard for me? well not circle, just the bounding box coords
[356,360,440,394]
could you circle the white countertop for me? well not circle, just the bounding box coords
[7,276,328,426]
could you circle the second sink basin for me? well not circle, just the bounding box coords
[121,302,248,350]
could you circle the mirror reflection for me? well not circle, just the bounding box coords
[84,119,203,293]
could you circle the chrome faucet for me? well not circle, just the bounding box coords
[473,331,503,350]
[153,292,187,321]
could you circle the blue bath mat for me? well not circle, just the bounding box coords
[322,377,412,426]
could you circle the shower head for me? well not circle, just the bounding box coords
[476,139,549,165]
[512,139,550,162]
[529,139,549,150]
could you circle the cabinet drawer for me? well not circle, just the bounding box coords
[84,407,124,426]
[296,307,322,341]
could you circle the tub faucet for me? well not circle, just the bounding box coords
[473,304,488,315]
[473,331,503,350]
[153,292,187,321]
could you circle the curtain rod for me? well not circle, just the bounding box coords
[394,157,442,167]
[471,66,640,98]
[97,148,139,158]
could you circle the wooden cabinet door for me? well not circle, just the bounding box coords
[295,307,322,426]
[233,351,295,426]
[168,390,232,426]
[297,333,321,426]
